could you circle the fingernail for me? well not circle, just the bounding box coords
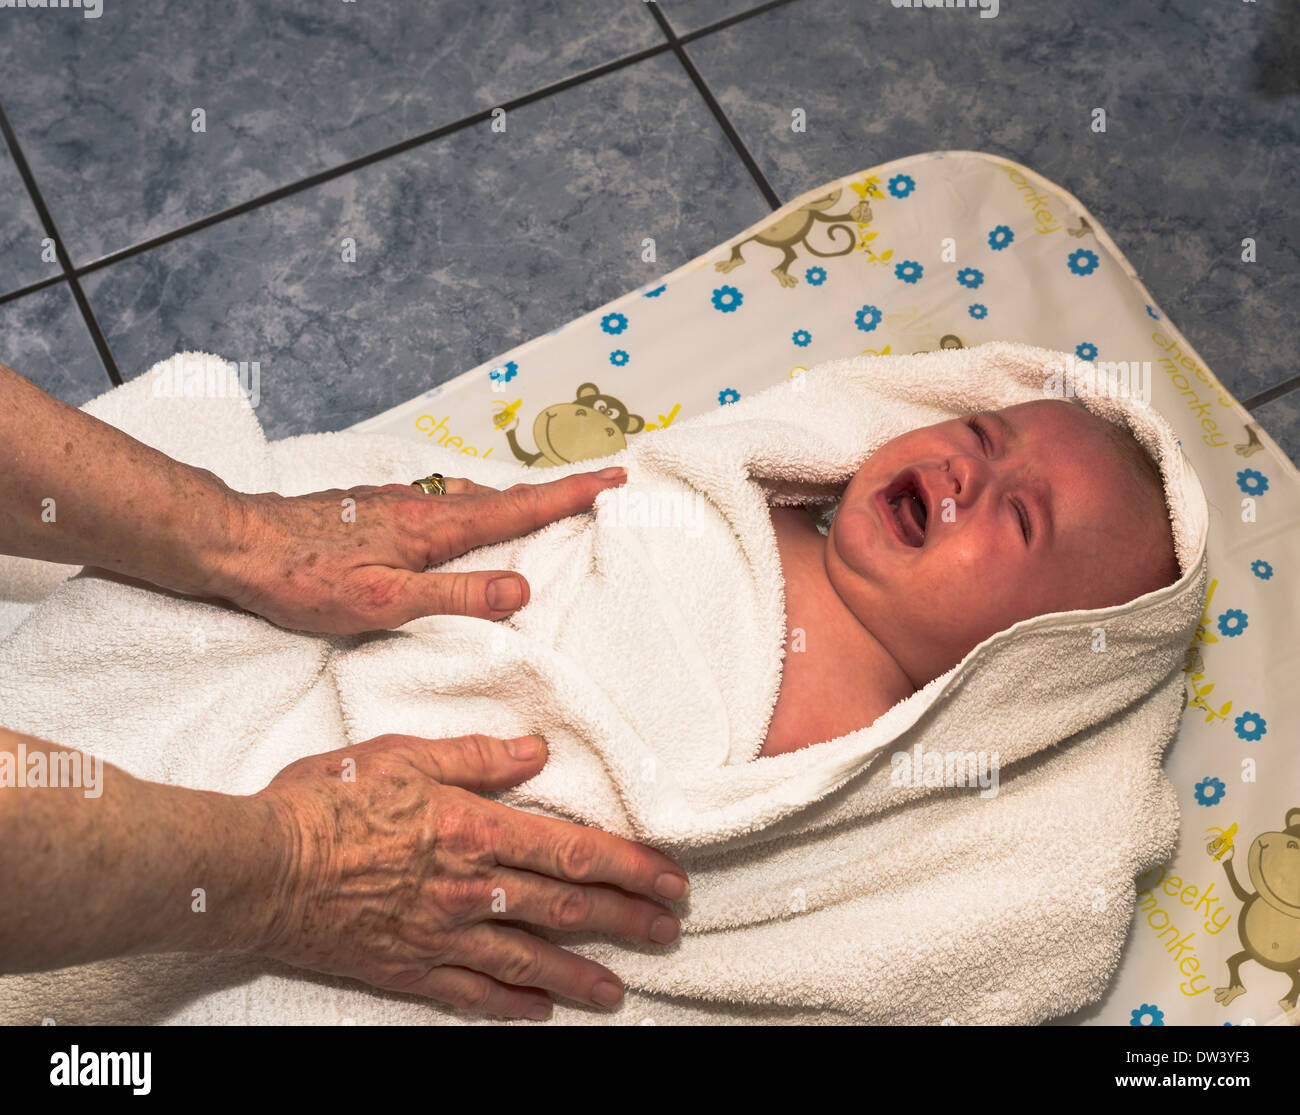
[487,576,523,611]
[508,736,539,761]
[590,980,623,1008]
[649,915,679,944]
[594,466,626,481]
[655,873,689,900]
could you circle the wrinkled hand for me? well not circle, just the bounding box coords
[254,732,689,1020]
[211,467,625,634]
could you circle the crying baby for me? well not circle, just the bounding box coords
[759,397,1181,757]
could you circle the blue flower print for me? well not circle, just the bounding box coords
[1068,249,1100,276]
[1251,559,1273,580]
[1233,711,1266,742]
[718,388,740,406]
[968,304,988,320]
[1216,609,1248,638]
[956,267,984,289]
[601,312,628,335]
[792,329,812,347]
[1236,468,1268,496]
[1145,304,1160,320]
[609,350,629,367]
[1194,777,1226,806]
[855,304,883,332]
[488,361,518,384]
[894,260,923,284]
[1130,1004,1164,1026]
[805,266,827,286]
[642,284,666,298]
[988,225,1014,251]
[1075,342,1098,361]
[712,286,743,313]
[888,174,915,198]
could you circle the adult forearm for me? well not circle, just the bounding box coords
[0,728,287,971]
[0,360,246,597]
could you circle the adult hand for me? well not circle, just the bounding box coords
[212,467,626,634]
[254,732,689,1021]
[0,358,625,635]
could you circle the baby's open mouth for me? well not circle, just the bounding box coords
[885,471,928,547]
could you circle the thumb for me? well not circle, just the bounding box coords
[416,733,549,792]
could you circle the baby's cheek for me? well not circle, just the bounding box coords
[940,533,990,584]
[936,535,1023,622]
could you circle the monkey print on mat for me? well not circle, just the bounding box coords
[714,187,872,288]
[504,382,645,467]
[1210,807,1300,1020]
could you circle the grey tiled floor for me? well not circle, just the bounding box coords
[2,0,1297,460]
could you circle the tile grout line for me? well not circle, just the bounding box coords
[676,0,804,46]
[647,2,787,212]
[0,100,122,386]
[0,273,66,308]
[1240,373,1300,412]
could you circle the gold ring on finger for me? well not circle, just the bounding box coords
[411,473,447,495]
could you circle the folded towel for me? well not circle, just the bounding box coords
[0,341,1209,1024]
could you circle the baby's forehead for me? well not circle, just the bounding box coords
[1001,400,1133,460]
[997,397,1095,430]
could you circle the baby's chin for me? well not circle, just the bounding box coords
[826,498,886,582]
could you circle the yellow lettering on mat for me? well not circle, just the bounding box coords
[997,164,1061,234]
[415,414,495,457]
[1151,332,1236,448]
[1134,863,1234,998]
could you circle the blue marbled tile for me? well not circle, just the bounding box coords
[656,0,780,36]
[683,0,1300,403]
[81,52,772,439]
[1250,388,1300,468]
[0,139,59,296]
[0,283,112,406]
[0,0,664,266]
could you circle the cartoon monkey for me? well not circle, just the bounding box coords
[505,383,644,468]
[1211,807,1300,1020]
[1066,216,1093,238]
[714,187,873,288]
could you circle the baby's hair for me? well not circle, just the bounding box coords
[1061,398,1181,587]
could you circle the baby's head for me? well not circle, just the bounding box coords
[826,398,1180,688]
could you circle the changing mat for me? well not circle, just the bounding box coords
[348,152,1300,1027]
